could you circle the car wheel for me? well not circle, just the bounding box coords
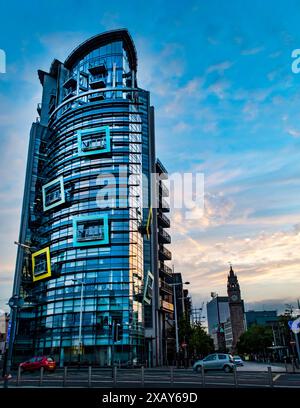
[223,365,231,373]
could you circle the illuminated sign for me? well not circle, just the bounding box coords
[143,271,154,304]
[42,176,65,211]
[77,126,111,156]
[73,214,109,247]
[32,247,51,282]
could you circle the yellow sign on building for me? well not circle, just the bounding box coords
[32,247,52,282]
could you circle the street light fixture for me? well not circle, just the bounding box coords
[72,278,85,366]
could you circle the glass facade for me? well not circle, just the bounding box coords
[12,30,158,366]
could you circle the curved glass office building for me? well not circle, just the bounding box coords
[10,29,173,367]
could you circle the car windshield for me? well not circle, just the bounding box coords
[234,356,241,360]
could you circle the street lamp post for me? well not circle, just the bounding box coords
[3,241,35,387]
[169,280,190,358]
[72,279,85,366]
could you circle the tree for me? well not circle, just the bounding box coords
[237,324,273,355]
[189,322,214,358]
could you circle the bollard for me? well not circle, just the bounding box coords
[268,366,273,388]
[113,366,117,387]
[17,366,21,386]
[284,358,288,373]
[88,366,92,387]
[201,365,205,387]
[63,366,67,387]
[170,366,174,385]
[292,358,296,373]
[233,366,238,388]
[39,366,44,386]
[141,365,144,387]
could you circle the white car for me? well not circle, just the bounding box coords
[193,353,235,373]
[233,355,244,366]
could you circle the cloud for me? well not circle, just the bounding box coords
[171,225,300,307]
[206,60,234,74]
[286,127,300,138]
[38,31,88,63]
[207,79,230,100]
[241,46,264,56]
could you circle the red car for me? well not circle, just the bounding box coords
[19,356,56,372]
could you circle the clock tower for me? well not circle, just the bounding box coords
[227,265,245,351]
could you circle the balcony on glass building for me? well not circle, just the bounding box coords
[159,279,173,295]
[81,135,107,153]
[88,61,107,76]
[89,92,105,102]
[63,74,77,89]
[89,75,106,90]
[161,198,170,212]
[158,228,171,244]
[159,182,169,197]
[159,245,172,261]
[159,261,172,276]
[77,223,104,242]
[45,189,62,207]
[157,212,170,228]
[63,88,76,101]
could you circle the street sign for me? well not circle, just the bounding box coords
[289,318,300,334]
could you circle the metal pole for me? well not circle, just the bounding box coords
[141,365,144,387]
[88,366,92,387]
[294,331,300,365]
[78,280,84,366]
[6,243,31,376]
[63,366,67,387]
[201,365,205,387]
[170,366,174,385]
[113,366,117,387]
[233,365,238,388]
[268,366,273,388]
[173,284,179,354]
[17,365,21,386]
[39,366,44,386]
[110,321,115,379]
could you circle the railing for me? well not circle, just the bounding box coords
[160,279,173,294]
[161,198,170,212]
[158,212,170,228]
[6,365,291,388]
[158,228,171,244]
[159,262,172,276]
[159,246,172,260]
[160,182,169,197]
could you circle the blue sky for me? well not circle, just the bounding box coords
[1,0,300,315]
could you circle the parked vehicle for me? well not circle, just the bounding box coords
[193,353,235,373]
[19,356,56,372]
[233,355,244,366]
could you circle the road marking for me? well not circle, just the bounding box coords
[273,374,281,382]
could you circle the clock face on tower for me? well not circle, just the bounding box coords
[230,294,238,302]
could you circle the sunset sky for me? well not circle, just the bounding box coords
[1,0,300,315]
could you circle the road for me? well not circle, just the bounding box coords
[1,363,299,388]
